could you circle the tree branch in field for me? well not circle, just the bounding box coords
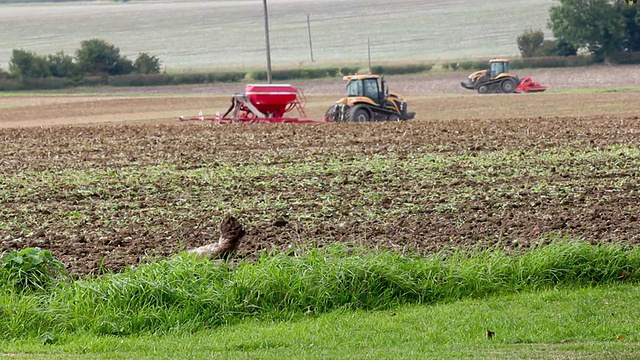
[188,216,246,259]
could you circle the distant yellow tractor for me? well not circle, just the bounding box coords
[461,58,547,94]
[461,58,520,94]
[325,74,415,122]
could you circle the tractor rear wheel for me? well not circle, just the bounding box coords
[349,106,370,122]
[501,79,516,93]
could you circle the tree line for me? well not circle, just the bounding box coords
[0,38,160,81]
[517,0,640,62]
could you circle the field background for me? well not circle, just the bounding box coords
[0,0,554,71]
[1,72,640,274]
[2,64,640,128]
[1,0,640,276]
[2,2,640,358]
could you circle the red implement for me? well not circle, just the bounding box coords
[179,84,325,124]
[515,77,547,93]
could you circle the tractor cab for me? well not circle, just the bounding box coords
[344,74,386,105]
[489,59,510,79]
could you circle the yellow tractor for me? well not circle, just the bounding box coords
[461,58,520,94]
[325,74,415,122]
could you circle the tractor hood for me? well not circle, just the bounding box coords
[334,96,378,106]
[467,70,487,81]
[461,70,488,90]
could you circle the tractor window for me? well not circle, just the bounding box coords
[363,78,379,101]
[490,61,508,78]
[346,80,363,97]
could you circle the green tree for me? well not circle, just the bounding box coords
[9,49,51,80]
[133,52,161,74]
[553,38,580,56]
[548,0,626,62]
[75,38,133,76]
[517,29,545,58]
[621,4,640,51]
[534,38,578,57]
[47,51,77,78]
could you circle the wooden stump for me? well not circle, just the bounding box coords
[188,216,246,259]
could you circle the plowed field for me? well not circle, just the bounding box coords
[1,70,640,276]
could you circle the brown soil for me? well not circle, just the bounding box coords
[1,68,639,276]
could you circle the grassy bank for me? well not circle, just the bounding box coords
[1,241,639,342]
[0,242,640,359]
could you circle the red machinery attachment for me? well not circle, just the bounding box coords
[515,77,547,93]
[179,84,323,124]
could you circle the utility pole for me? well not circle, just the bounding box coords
[367,37,371,72]
[263,0,273,83]
[307,14,314,62]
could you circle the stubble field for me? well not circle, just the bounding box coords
[1,67,639,276]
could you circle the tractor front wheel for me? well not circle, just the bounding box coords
[349,106,370,122]
[477,85,489,94]
[324,104,340,121]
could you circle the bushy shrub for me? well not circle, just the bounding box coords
[554,39,579,57]
[272,69,300,81]
[76,38,134,76]
[0,79,23,91]
[249,67,340,81]
[133,52,161,74]
[76,76,108,87]
[339,66,360,76]
[207,71,246,83]
[370,63,432,75]
[25,77,72,90]
[249,70,267,81]
[0,78,75,91]
[609,51,640,64]
[9,49,51,79]
[170,73,207,85]
[473,60,488,70]
[108,74,173,87]
[510,55,596,69]
[459,61,475,70]
[517,29,545,58]
[0,67,12,80]
[0,248,67,292]
[534,39,578,57]
[47,51,77,78]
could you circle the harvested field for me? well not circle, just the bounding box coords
[1,69,640,276]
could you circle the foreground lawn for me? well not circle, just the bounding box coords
[2,241,640,359]
[2,283,639,359]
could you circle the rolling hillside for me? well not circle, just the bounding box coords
[0,0,554,71]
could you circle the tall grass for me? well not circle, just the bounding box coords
[0,240,638,339]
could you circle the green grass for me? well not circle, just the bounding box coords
[1,241,639,341]
[1,282,639,359]
[550,85,640,94]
